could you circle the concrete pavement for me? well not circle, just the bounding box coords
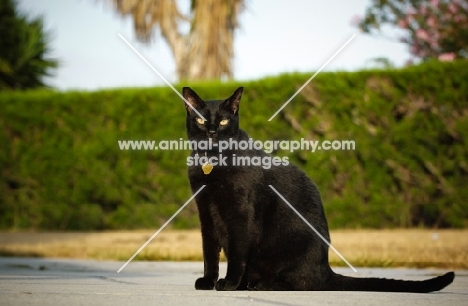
[0,257,466,306]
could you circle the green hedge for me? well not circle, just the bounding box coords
[1,60,467,230]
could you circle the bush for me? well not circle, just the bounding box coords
[0,60,467,230]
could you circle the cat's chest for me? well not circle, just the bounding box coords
[207,202,229,241]
[189,161,249,183]
[191,168,252,213]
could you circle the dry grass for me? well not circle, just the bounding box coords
[328,229,468,269]
[0,229,466,269]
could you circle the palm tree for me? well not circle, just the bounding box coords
[109,0,244,81]
[0,0,58,90]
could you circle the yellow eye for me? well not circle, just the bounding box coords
[196,118,205,124]
[219,119,229,126]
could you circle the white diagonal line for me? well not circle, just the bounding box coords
[268,33,357,121]
[117,185,206,273]
[268,185,357,272]
[118,33,207,121]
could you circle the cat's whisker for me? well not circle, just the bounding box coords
[268,185,357,273]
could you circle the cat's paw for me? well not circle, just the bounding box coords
[215,278,238,291]
[195,277,215,290]
[247,282,258,291]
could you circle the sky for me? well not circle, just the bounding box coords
[17,0,410,91]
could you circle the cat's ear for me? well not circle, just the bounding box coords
[222,87,243,114]
[182,87,205,115]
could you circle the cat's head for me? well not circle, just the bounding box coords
[183,87,243,143]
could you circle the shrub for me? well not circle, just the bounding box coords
[0,60,467,230]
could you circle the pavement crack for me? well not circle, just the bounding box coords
[92,276,138,285]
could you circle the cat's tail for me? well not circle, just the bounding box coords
[323,271,454,293]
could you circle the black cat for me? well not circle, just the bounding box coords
[183,86,455,292]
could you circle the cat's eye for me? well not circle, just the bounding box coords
[196,118,205,124]
[219,119,229,126]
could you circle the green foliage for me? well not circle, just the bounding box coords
[0,0,58,90]
[0,61,467,230]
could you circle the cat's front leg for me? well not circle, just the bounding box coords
[215,232,249,291]
[195,230,220,290]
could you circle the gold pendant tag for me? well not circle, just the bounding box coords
[202,162,213,175]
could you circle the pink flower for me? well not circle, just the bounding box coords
[438,53,456,62]
[443,12,453,22]
[427,16,437,28]
[416,28,430,42]
[406,7,416,15]
[448,2,458,14]
[419,5,428,15]
[453,14,467,23]
[431,0,439,8]
[350,14,361,26]
[398,18,409,28]
[430,38,439,49]
[432,31,440,47]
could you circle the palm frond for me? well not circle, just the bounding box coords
[108,0,245,81]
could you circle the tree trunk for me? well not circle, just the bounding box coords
[177,0,237,81]
[112,0,242,81]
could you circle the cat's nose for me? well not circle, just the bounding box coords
[208,130,216,136]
